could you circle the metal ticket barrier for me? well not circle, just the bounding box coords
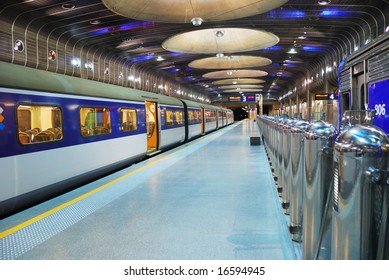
[332,124,389,259]
[302,120,336,259]
[289,119,310,242]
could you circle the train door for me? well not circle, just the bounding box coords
[201,107,205,134]
[351,74,366,110]
[145,101,159,154]
[216,110,219,129]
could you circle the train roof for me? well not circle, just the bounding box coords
[0,61,184,107]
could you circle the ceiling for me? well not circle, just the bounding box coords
[0,0,388,107]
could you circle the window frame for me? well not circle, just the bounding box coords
[174,109,184,126]
[16,103,64,145]
[165,109,174,126]
[120,107,138,133]
[79,106,112,137]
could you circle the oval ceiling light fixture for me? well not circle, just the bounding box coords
[223,88,263,93]
[212,78,266,85]
[203,70,268,79]
[189,56,272,69]
[163,28,279,54]
[318,0,331,5]
[218,84,264,89]
[102,0,288,23]
[62,3,76,10]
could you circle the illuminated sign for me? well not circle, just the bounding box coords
[228,96,242,102]
[0,105,4,131]
[245,95,256,101]
[314,93,338,100]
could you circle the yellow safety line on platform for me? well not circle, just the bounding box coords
[0,131,221,239]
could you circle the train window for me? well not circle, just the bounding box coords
[166,110,174,126]
[80,107,111,137]
[17,105,63,144]
[205,110,216,122]
[188,110,194,124]
[175,110,184,125]
[120,108,138,132]
[195,110,202,123]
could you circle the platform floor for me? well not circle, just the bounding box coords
[0,120,298,260]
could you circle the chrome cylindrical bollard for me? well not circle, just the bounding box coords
[302,120,336,259]
[289,120,310,242]
[282,118,296,214]
[332,124,389,259]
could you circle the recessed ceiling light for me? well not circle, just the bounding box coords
[318,0,331,5]
[62,3,75,9]
[90,19,101,25]
[288,48,297,54]
[14,40,24,52]
[191,17,203,26]
[48,50,56,61]
[215,30,225,37]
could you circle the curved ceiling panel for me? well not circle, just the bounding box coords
[188,55,272,69]
[162,28,279,54]
[203,70,268,79]
[102,0,289,23]
[1,0,387,105]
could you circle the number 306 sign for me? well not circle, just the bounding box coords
[369,80,389,133]
[375,103,386,116]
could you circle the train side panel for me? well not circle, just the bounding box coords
[204,109,217,133]
[0,89,149,217]
[159,104,186,149]
[1,135,146,201]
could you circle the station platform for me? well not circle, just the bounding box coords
[0,120,299,260]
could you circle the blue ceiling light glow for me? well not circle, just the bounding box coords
[169,52,185,57]
[131,53,155,63]
[169,68,180,73]
[92,28,111,35]
[118,21,154,31]
[320,8,350,18]
[91,21,154,36]
[302,45,326,52]
[263,46,283,51]
[268,10,306,19]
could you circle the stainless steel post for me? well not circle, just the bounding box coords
[332,124,389,259]
[289,120,310,242]
[282,118,296,214]
[302,120,336,259]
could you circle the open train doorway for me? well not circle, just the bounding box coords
[145,101,159,154]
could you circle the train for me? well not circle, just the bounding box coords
[0,61,234,219]
[337,32,389,131]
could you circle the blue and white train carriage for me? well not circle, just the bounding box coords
[0,61,233,218]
